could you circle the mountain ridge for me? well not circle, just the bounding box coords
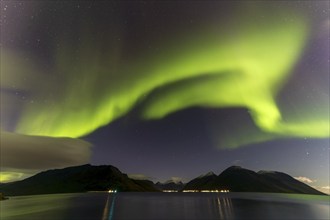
[183,166,324,195]
[0,164,325,196]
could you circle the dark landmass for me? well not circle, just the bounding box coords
[0,192,9,200]
[0,164,159,196]
[0,165,325,196]
[183,166,325,195]
[131,179,160,192]
[183,171,217,190]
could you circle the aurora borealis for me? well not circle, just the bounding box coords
[0,1,329,193]
[3,2,325,140]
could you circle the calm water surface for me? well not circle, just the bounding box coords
[1,192,329,220]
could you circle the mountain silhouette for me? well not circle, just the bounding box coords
[0,165,325,196]
[183,166,324,195]
[0,164,159,196]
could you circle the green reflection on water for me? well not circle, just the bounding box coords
[0,193,75,219]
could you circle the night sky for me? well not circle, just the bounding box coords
[0,1,329,194]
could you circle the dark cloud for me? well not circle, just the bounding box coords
[1,131,92,171]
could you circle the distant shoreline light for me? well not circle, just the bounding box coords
[162,190,178,192]
[162,190,230,193]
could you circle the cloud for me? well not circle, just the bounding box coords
[170,177,184,184]
[128,174,184,183]
[232,160,242,165]
[294,176,316,184]
[127,174,152,180]
[0,131,92,181]
[312,186,330,195]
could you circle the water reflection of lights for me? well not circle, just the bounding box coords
[102,192,117,220]
[108,193,117,220]
[101,195,110,220]
[215,196,234,219]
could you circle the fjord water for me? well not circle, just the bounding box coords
[1,192,329,220]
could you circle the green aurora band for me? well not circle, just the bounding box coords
[4,7,328,147]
